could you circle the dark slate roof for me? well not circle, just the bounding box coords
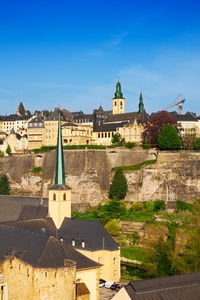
[0,195,48,222]
[0,114,31,121]
[59,218,119,251]
[170,111,198,122]
[29,116,44,125]
[0,224,100,270]
[94,121,128,132]
[106,110,148,123]
[124,273,200,299]
[2,218,56,236]
[46,108,72,121]
[62,122,78,127]
[73,114,94,122]
[48,184,71,190]
[18,205,48,220]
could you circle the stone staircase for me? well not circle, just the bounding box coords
[119,221,145,236]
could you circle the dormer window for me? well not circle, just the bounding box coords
[81,241,85,248]
[72,240,75,246]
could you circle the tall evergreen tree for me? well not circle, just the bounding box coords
[157,123,182,150]
[0,174,10,195]
[109,169,128,200]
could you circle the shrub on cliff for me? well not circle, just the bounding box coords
[105,220,120,236]
[109,169,128,200]
[125,142,137,149]
[0,174,10,195]
[157,124,182,150]
[194,137,200,150]
[6,144,11,155]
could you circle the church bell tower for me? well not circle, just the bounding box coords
[48,114,71,228]
[112,81,125,115]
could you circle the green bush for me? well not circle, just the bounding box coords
[157,124,182,150]
[33,146,56,153]
[105,220,120,236]
[125,142,137,149]
[154,200,165,211]
[176,200,193,212]
[142,143,151,149]
[31,167,42,173]
[6,144,11,155]
[0,174,10,195]
[109,169,128,200]
[130,201,144,211]
[0,150,4,157]
[112,160,156,172]
[194,138,200,150]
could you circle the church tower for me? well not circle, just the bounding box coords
[112,81,125,114]
[138,92,144,113]
[48,114,71,228]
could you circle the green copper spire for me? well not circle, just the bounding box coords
[55,114,66,185]
[139,92,144,113]
[114,81,124,99]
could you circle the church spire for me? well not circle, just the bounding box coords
[114,81,124,99]
[55,114,66,185]
[139,92,144,113]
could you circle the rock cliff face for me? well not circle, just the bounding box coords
[1,150,200,205]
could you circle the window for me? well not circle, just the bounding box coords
[101,132,104,138]
[120,101,122,106]
[98,133,100,138]
[72,240,75,246]
[115,101,117,106]
[53,194,56,201]
[63,193,66,201]
[105,132,107,138]
[113,257,117,265]
[108,132,110,138]
[98,257,102,263]
[81,241,85,248]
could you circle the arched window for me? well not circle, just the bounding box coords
[53,193,56,201]
[63,193,66,201]
[115,101,117,106]
[72,240,75,246]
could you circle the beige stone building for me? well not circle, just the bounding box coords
[62,122,93,146]
[0,131,28,154]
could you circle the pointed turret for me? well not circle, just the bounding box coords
[48,114,71,228]
[112,81,125,114]
[55,114,66,185]
[114,81,124,99]
[139,92,144,114]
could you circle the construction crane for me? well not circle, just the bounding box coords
[164,95,186,114]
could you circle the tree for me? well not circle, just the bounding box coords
[109,169,128,200]
[105,220,120,236]
[194,137,200,150]
[173,230,200,274]
[111,133,125,146]
[143,111,181,144]
[6,144,11,155]
[0,174,10,195]
[157,124,182,150]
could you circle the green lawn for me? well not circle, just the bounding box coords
[121,246,151,262]
[121,210,155,222]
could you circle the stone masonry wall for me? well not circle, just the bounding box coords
[1,149,200,205]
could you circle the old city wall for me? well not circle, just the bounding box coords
[1,149,200,205]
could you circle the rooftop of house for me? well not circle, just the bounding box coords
[123,272,200,299]
[0,224,100,270]
[170,111,199,122]
[106,109,149,124]
[46,108,72,121]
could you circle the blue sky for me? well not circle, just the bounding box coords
[1,0,200,115]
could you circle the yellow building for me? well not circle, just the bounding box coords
[27,116,45,150]
[44,108,72,146]
[62,122,93,145]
